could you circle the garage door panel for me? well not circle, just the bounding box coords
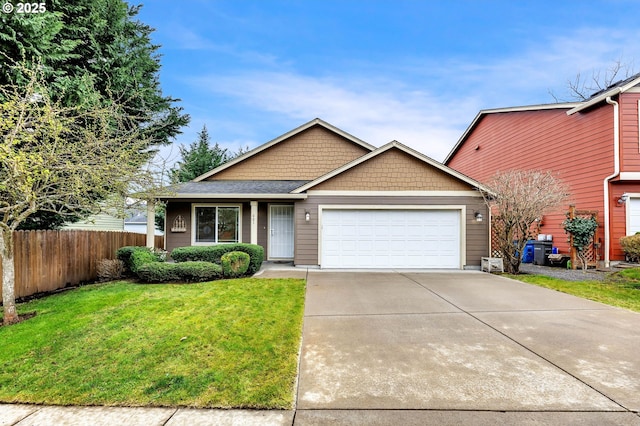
[321,209,461,269]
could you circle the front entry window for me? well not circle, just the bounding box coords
[194,205,240,244]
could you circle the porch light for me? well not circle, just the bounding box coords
[305,211,310,222]
[618,193,629,205]
[474,211,483,222]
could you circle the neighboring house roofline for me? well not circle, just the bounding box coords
[293,140,490,194]
[444,102,580,164]
[566,74,640,115]
[192,118,376,182]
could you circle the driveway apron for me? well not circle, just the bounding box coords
[296,271,640,419]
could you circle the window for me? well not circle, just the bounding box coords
[193,205,241,244]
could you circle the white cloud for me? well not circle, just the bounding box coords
[193,71,478,161]
[183,26,640,162]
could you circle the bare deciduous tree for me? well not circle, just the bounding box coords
[1,67,152,325]
[482,170,569,274]
[550,59,637,102]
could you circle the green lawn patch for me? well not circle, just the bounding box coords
[508,271,640,313]
[0,278,305,409]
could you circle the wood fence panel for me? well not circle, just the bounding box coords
[0,230,164,299]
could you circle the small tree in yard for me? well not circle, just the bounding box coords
[483,170,569,274]
[563,215,598,271]
[0,68,150,325]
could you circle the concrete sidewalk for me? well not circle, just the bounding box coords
[2,270,640,425]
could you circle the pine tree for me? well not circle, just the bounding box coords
[170,125,232,183]
[0,0,190,229]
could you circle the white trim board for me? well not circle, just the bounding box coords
[306,190,483,197]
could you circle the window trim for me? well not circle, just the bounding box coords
[191,203,243,245]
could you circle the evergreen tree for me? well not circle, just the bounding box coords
[0,0,190,229]
[170,125,232,183]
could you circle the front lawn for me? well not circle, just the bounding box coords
[0,278,305,408]
[509,271,640,313]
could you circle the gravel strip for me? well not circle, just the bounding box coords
[518,263,610,281]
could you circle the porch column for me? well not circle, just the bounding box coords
[250,201,258,244]
[146,200,156,249]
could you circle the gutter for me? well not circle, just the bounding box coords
[603,96,620,268]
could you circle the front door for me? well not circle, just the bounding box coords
[269,205,294,259]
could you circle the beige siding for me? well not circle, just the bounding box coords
[210,125,370,181]
[63,212,124,231]
[310,148,473,191]
[294,195,488,268]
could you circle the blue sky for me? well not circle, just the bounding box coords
[137,0,640,163]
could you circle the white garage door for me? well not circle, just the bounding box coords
[628,197,640,234]
[321,209,461,268]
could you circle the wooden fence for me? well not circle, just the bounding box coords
[0,230,164,299]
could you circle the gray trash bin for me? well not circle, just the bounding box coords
[532,241,553,266]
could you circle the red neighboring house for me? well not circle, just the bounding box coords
[445,73,640,267]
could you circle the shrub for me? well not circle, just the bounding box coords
[96,259,125,282]
[171,244,264,275]
[117,246,163,274]
[136,261,222,283]
[221,251,250,278]
[116,246,164,273]
[136,263,181,283]
[130,249,162,274]
[174,262,223,282]
[620,234,640,262]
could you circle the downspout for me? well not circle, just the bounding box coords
[603,96,620,268]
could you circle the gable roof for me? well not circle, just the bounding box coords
[567,72,640,115]
[193,118,376,182]
[444,103,580,165]
[293,140,489,193]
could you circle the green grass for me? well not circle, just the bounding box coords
[508,270,640,313]
[0,278,305,409]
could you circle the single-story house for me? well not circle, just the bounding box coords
[445,73,640,266]
[160,118,489,269]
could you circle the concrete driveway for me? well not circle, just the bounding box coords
[295,271,640,425]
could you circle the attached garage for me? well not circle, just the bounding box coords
[320,208,462,269]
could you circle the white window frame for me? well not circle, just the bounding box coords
[191,203,242,245]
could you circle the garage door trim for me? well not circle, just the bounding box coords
[318,204,466,268]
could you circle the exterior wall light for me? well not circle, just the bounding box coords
[474,211,483,222]
[305,211,310,222]
[618,193,629,205]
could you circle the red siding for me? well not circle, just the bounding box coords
[620,93,640,172]
[448,106,614,258]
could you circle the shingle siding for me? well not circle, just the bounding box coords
[311,148,473,191]
[209,125,370,181]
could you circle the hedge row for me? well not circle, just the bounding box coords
[136,261,223,283]
[170,243,264,275]
[115,244,264,283]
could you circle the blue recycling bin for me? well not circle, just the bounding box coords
[522,240,535,263]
